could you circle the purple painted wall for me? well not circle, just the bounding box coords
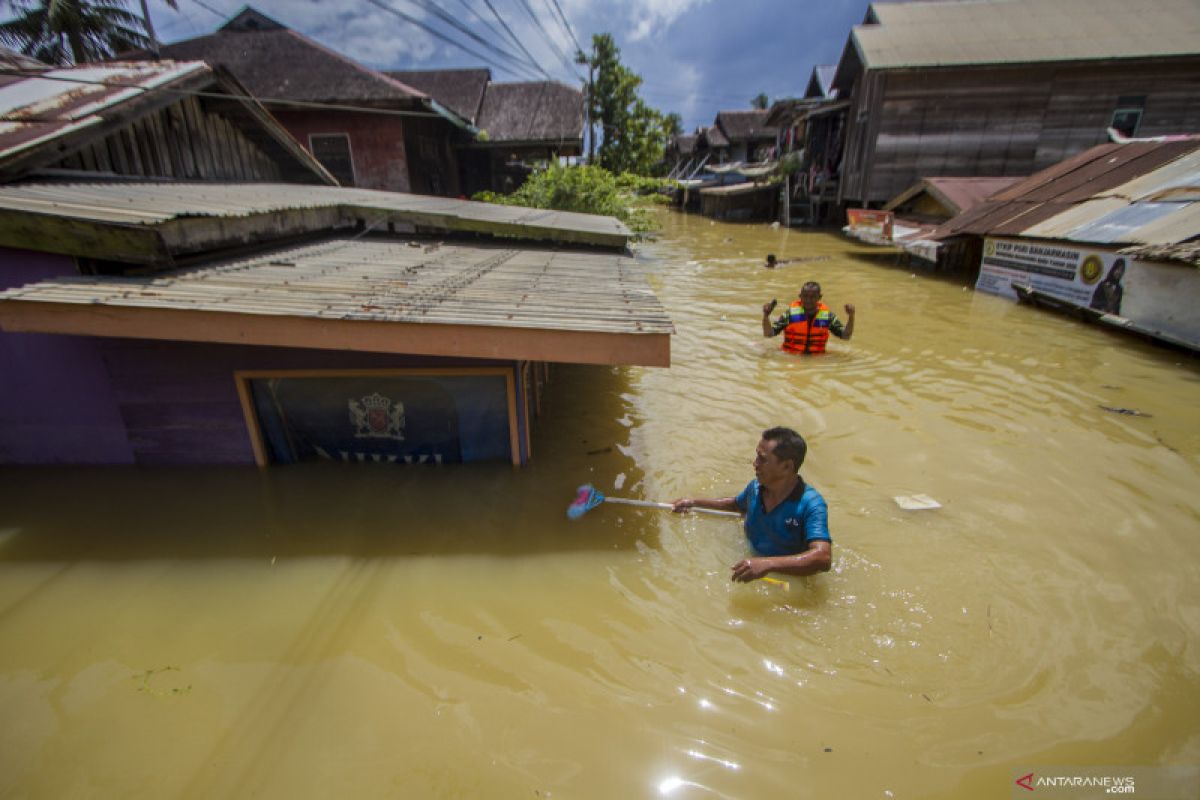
[97,339,514,466]
[0,248,135,464]
[2,245,522,466]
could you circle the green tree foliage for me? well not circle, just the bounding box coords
[663,112,683,138]
[0,0,153,65]
[585,33,675,176]
[473,164,666,235]
[751,93,769,110]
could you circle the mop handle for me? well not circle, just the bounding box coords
[604,496,742,518]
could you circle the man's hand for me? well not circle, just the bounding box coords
[762,298,778,316]
[731,557,773,583]
[670,498,694,513]
[844,303,856,317]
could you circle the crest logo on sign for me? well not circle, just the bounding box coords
[349,392,405,441]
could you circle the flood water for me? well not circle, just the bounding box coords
[2,209,1199,798]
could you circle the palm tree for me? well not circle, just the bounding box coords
[0,0,161,65]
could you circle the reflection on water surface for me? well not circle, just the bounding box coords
[2,210,1198,798]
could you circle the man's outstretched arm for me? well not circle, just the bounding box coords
[671,496,740,514]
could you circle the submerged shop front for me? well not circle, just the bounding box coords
[0,186,672,467]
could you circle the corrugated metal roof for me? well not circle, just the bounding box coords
[857,0,1200,69]
[1052,202,1181,244]
[932,140,1200,254]
[0,181,631,252]
[0,235,672,364]
[1094,148,1200,202]
[0,61,210,160]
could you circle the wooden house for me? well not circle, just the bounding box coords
[462,80,584,195]
[0,60,332,186]
[0,63,671,467]
[811,0,1200,209]
[388,69,583,195]
[151,7,472,196]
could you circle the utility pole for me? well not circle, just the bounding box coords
[576,47,595,163]
[139,0,160,56]
[139,0,178,57]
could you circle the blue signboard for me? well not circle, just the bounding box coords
[248,373,511,465]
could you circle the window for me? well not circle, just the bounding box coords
[1110,95,1146,138]
[308,133,356,186]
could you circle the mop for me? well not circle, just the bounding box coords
[566,484,741,520]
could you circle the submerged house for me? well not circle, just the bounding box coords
[391,69,584,196]
[150,7,471,195]
[918,138,1200,350]
[0,62,671,467]
[803,0,1200,211]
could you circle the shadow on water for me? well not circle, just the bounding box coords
[0,363,653,562]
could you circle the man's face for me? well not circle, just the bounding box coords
[799,287,821,314]
[753,438,792,483]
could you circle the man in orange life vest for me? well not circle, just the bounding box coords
[762,281,855,354]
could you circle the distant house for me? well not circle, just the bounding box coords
[712,111,778,164]
[883,177,1023,224]
[692,111,779,168]
[696,124,729,164]
[389,69,584,195]
[919,138,1200,350]
[664,132,698,178]
[804,65,837,101]
[807,0,1200,209]
[151,7,472,195]
[0,60,671,467]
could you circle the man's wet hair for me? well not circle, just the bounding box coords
[801,281,822,295]
[762,426,807,472]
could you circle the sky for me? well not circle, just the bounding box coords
[147,0,871,132]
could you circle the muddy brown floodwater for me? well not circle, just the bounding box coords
[1,209,1198,798]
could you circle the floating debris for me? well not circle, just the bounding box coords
[894,494,942,510]
[1099,405,1152,417]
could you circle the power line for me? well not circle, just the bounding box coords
[477,0,558,84]
[543,0,582,56]
[448,0,533,76]
[514,0,582,81]
[185,0,228,19]
[8,69,461,120]
[395,0,545,81]
[361,0,540,82]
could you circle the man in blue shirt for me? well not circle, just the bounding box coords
[671,427,833,582]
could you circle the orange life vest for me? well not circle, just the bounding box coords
[782,301,834,354]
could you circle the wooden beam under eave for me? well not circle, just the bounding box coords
[0,211,170,265]
[349,207,629,250]
[0,301,672,367]
[157,207,347,256]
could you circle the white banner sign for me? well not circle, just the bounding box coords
[976,237,1200,348]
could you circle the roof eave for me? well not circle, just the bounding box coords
[0,300,672,367]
